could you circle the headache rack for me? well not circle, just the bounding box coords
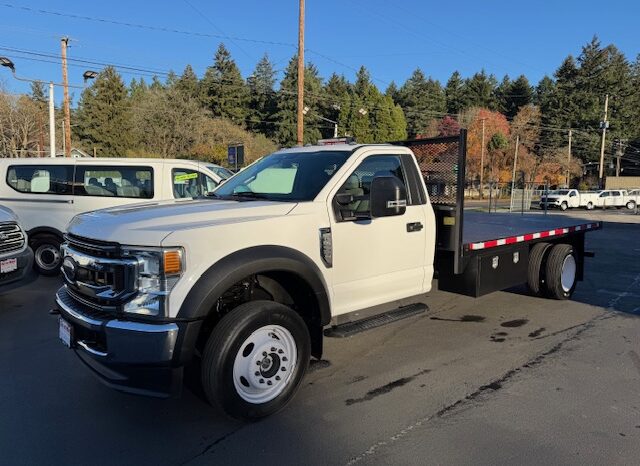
[394,129,468,275]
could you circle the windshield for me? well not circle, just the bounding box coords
[213,150,351,202]
[207,165,234,180]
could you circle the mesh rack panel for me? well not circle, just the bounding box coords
[395,133,465,206]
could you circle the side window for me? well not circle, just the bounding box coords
[570,191,577,197]
[6,165,73,195]
[172,169,201,198]
[202,175,218,196]
[74,166,154,198]
[334,155,406,221]
[600,192,609,197]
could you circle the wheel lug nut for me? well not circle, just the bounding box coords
[271,347,276,352]
[281,367,286,372]
[259,379,264,384]
[276,376,281,381]
[267,380,272,385]
[278,349,283,354]
[255,371,260,376]
[262,351,267,357]
[256,361,261,366]
[282,357,288,362]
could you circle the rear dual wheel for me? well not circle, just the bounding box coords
[527,242,577,300]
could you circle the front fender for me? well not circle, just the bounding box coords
[176,245,331,325]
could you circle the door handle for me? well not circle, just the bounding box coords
[406,222,423,232]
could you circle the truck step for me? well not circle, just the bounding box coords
[324,303,427,338]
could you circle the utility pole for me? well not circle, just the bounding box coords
[566,129,572,187]
[598,94,609,188]
[615,139,625,177]
[296,0,305,146]
[510,134,520,195]
[48,82,56,157]
[61,37,72,157]
[479,118,486,198]
[61,119,66,155]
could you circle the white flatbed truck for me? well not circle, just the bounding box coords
[54,131,600,419]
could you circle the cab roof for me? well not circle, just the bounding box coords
[274,143,399,154]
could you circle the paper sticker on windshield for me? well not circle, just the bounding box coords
[174,172,198,183]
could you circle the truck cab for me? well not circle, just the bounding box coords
[540,189,580,210]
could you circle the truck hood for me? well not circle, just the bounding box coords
[67,199,297,246]
[0,205,18,222]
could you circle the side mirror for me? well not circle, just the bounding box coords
[370,176,407,218]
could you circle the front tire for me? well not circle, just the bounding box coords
[626,201,635,210]
[560,201,568,211]
[586,202,594,210]
[201,300,310,420]
[31,234,62,276]
[544,244,577,300]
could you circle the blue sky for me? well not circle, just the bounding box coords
[0,0,638,104]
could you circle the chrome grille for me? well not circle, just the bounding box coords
[0,222,26,255]
[61,239,138,308]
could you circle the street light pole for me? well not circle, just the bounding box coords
[598,94,609,188]
[49,82,56,157]
[296,0,305,146]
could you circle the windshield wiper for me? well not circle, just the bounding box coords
[206,192,271,201]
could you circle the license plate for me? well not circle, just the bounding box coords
[59,318,73,348]
[0,258,17,274]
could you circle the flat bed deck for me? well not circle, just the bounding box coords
[462,212,601,251]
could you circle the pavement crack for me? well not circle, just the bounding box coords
[181,426,244,465]
[345,369,431,406]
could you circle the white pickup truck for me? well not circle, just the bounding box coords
[55,133,600,420]
[539,189,599,210]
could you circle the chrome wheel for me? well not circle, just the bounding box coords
[233,325,297,404]
[561,254,576,292]
[35,243,61,272]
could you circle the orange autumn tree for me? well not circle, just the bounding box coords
[464,108,510,191]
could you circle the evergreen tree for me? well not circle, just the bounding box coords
[176,65,200,99]
[397,68,446,137]
[150,75,165,91]
[201,43,248,123]
[494,75,511,114]
[445,71,465,114]
[385,81,400,102]
[75,66,132,156]
[129,77,148,101]
[29,81,47,104]
[462,70,498,110]
[166,70,179,88]
[274,56,323,145]
[247,54,277,136]
[504,75,533,119]
[322,73,352,137]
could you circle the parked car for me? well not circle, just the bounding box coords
[624,189,640,209]
[0,158,227,275]
[0,205,33,294]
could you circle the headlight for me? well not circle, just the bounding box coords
[121,247,184,318]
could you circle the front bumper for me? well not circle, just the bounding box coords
[55,286,201,397]
[0,247,34,293]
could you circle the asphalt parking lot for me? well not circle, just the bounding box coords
[1,212,639,465]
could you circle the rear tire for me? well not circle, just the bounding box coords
[527,242,552,296]
[31,234,62,276]
[201,300,310,421]
[586,202,594,210]
[544,244,577,300]
[627,201,636,210]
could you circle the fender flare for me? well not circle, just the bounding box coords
[27,226,64,242]
[177,245,331,326]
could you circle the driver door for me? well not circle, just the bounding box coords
[329,154,426,316]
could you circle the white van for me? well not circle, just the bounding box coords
[0,158,228,274]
